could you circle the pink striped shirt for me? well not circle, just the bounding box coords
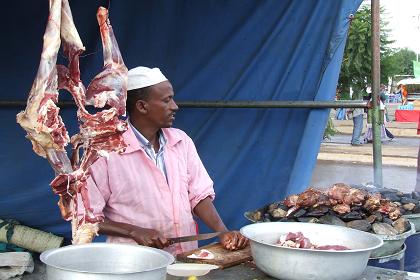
[85,125,215,255]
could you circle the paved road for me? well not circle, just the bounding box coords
[311,134,419,193]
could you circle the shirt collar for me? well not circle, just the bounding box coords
[128,119,167,150]
[122,121,182,155]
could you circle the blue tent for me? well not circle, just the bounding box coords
[0,0,361,240]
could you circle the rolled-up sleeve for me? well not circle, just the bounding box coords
[185,136,215,210]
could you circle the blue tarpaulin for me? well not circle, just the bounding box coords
[0,0,361,240]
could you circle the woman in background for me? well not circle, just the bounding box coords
[364,88,393,143]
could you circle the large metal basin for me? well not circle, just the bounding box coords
[241,222,383,280]
[40,243,174,279]
[403,213,420,232]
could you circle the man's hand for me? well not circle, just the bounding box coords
[219,231,248,251]
[129,227,170,249]
[98,219,170,249]
[193,198,248,250]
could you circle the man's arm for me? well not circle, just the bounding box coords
[194,197,248,250]
[99,218,170,249]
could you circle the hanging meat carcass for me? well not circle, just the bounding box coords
[16,0,127,244]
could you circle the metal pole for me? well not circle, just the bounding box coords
[0,100,368,109]
[177,100,367,108]
[371,0,383,186]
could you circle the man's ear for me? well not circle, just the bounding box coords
[135,100,148,114]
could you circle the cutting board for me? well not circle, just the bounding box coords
[176,243,252,269]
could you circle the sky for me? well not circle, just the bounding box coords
[362,0,420,52]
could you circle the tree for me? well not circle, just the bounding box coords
[338,5,394,100]
[381,48,416,79]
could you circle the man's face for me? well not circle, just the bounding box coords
[142,81,178,128]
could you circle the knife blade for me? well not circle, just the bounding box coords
[168,232,225,244]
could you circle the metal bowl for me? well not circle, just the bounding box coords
[240,222,383,280]
[40,243,174,280]
[403,213,420,232]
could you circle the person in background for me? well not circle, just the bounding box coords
[364,89,393,143]
[84,66,248,255]
[401,84,408,105]
[347,91,364,146]
[335,88,347,120]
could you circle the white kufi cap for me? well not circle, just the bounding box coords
[127,66,168,91]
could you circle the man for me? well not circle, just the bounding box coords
[85,66,248,255]
[348,90,364,146]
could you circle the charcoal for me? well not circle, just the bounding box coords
[297,217,319,223]
[306,206,329,217]
[341,211,362,222]
[412,191,420,200]
[350,205,363,212]
[400,192,411,198]
[401,197,419,205]
[382,217,394,225]
[250,210,263,222]
[382,192,401,202]
[373,211,383,222]
[293,208,307,218]
[372,222,399,235]
[278,202,289,211]
[319,214,346,227]
[269,208,287,219]
[403,203,416,211]
[366,214,377,224]
[392,217,410,234]
[347,220,372,232]
[268,203,280,212]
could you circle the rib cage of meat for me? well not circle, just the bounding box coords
[16,0,127,244]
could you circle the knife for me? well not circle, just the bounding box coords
[168,232,225,244]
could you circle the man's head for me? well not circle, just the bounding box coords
[126,66,178,128]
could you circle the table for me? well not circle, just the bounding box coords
[23,259,420,280]
[395,109,420,122]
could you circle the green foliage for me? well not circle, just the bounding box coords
[338,5,394,99]
[382,48,416,78]
[323,117,337,140]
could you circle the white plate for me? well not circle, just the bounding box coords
[166,263,219,277]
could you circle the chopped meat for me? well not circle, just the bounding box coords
[327,183,351,203]
[187,249,215,260]
[343,188,368,205]
[378,201,401,220]
[278,232,313,249]
[284,195,299,208]
[332,203,351,214]
[296,188,323,208]
[363,193,382,212]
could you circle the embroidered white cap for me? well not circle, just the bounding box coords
[127,66,168,91]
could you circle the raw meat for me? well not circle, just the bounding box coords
[187,249,215,260]
[16,0,127,244]
[276,232,349,251]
